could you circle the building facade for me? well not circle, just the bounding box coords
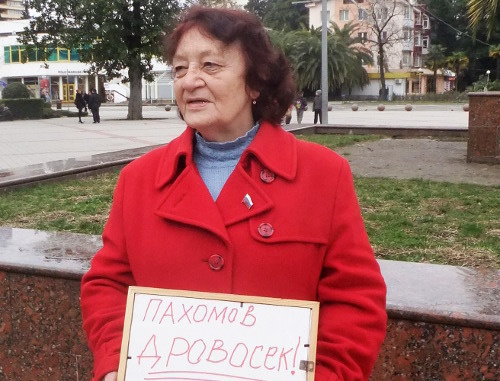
[0,0,24,20]
[307,0,454,98]
[0,19,175,103]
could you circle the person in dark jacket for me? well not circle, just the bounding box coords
[88,89,101,123]
[83,91,90,112]
[295,91,308,124]
[74,89,86,124]
[313,89,322,124]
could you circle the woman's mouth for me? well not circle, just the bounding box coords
[186,98,209,106]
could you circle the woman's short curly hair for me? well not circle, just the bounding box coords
[164,6,295,124]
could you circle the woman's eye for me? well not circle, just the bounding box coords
[172,66,187,78]
[203,62,220,71]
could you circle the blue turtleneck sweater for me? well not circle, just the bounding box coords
[193,122,260,201]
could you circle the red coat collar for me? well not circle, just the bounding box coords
[154,120,297,189]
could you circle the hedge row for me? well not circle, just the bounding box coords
[2,98,45,119]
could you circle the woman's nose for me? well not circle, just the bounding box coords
[181,66,205,90]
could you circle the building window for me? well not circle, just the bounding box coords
[47,48,58,61]
[423,15,430,29]
[11,46,20,63]
[358,32,368,43]
[381,31,388,42]
[403,29,412,42]
[344,0,363,3]
[404,6,411,20]
[403,52,412,66]
[3,45,80,64]
[4,47,11,63]
[339,9,349,21]
[422,36,429,49]
[415,11,422,25]
[414,32,421,47]
[70,49,80,61]
[414,54,422,67]
[358,8,368,20]
[58,49,69,61]
[376,7,388,21]
[27,48,37,62]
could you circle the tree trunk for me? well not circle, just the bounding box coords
[434,69,438,94]
[378,43,386,100]
[127,63,143,120]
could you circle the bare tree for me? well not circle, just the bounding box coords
[349,0,406,100]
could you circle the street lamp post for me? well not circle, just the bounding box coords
[320,0,328,125]
[418,67,424,94]
[66,69,70,110]
[485,70,491,91]
[292,0,328,124]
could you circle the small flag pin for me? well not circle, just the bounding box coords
[242,193,253,209]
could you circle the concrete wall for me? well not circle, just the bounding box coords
[0,228,498,380]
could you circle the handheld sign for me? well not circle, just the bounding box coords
[118,287,319,381]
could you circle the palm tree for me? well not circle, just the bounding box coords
[330,22,373,95]
[271,23,372,94]
[446,52,469,92]
[468,0,499,39]
[489,44,500,81]
[424,45,446,93]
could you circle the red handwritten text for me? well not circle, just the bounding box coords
[141,299,257,327]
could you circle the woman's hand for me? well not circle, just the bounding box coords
[103,371,117,381]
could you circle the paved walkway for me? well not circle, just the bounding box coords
[0,103,468,169]
[1,102,497,188]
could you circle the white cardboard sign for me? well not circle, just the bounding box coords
[118,287,319,381]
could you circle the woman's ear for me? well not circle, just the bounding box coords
[247,87,260,102]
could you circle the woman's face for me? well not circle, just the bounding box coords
[172,27,259,142]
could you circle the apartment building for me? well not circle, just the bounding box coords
[307,0,453,98]
[0,0,24,20]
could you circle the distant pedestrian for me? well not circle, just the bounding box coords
[284,104,293,124]
[83,91,90,112]
[313,89,322,124]
[295,91,307,124]
[88,89,101,123]
[74,89,86,124]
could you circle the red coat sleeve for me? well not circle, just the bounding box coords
[80,172,134,381]
[314,159,387,380]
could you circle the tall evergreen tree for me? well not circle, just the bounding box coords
[245,0,269,21]
[263,0,308,31]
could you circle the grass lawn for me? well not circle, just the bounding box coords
[0,134,498,269]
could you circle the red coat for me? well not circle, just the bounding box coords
[81,121,387,381]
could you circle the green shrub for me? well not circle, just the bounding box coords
[393,91,469,103]
[1,82,31,99]
[3,99,45,119]
[470,77,500,92]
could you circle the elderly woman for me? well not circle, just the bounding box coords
[81,6,386,381]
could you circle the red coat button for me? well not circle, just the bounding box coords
[258,223,274,238]
[260,169,275,183]
[208,254,224,271]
